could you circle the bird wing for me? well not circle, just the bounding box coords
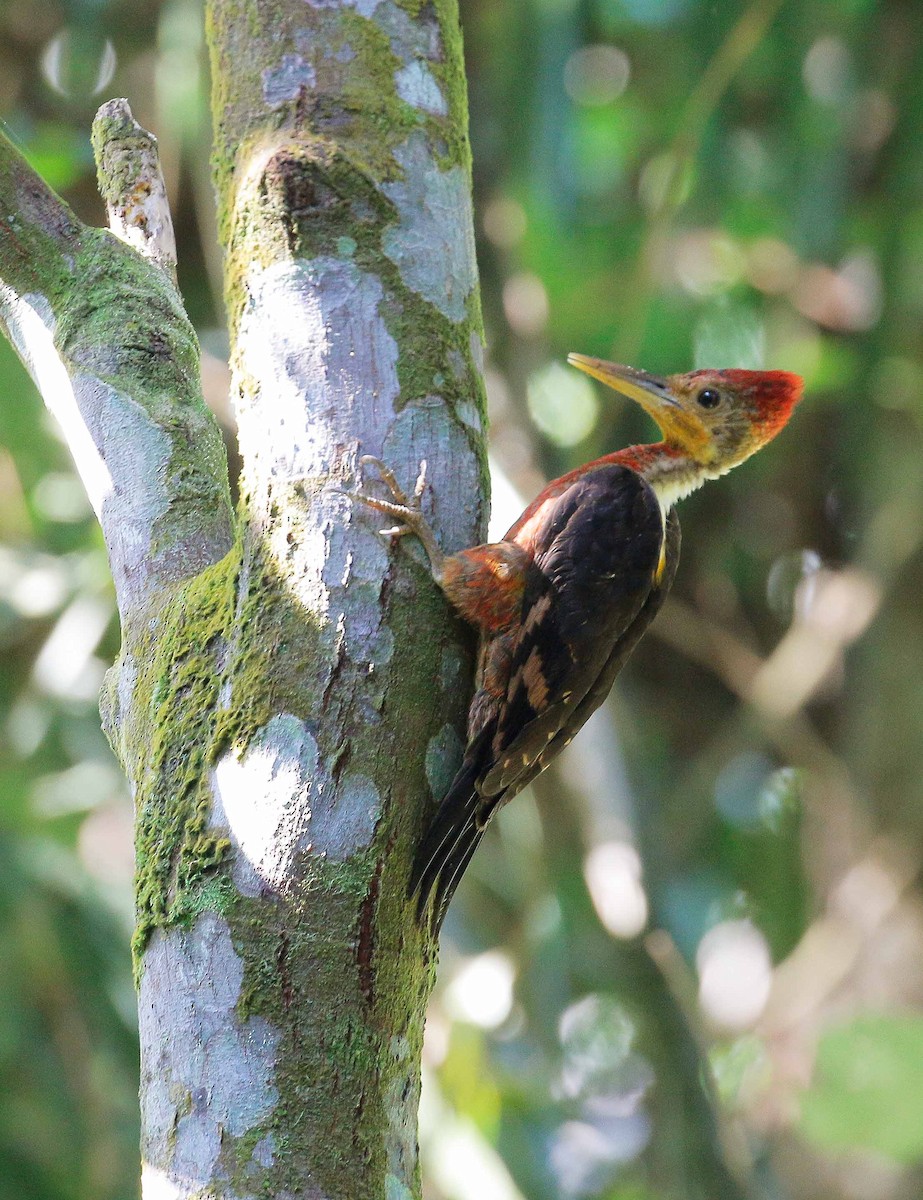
[477,462,668,799]
[481,505,681,805]
[528,506,680,770]
[412,464,674,923]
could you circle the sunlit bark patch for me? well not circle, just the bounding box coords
[140,914,280,1195]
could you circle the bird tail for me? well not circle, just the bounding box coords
[410,733,492,928]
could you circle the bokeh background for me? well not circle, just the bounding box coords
[2,0,923,1197]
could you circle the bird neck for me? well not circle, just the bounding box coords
[612,442,716,512]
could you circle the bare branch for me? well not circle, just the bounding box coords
[92,98,178,284]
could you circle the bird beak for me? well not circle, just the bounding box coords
[567,353,697,445]
[567,353,678,413]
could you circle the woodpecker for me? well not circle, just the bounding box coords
[357,356,802,926]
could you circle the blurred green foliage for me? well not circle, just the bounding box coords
[3,0,923,1197]
[801,1014,923,1164]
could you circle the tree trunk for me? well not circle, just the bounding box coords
[0,1,487,1196]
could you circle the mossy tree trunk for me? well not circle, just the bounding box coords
[0,0,487,1196]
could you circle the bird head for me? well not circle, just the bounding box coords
[567,355,802,473]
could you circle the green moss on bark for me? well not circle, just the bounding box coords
[125,530,338,964]
[126,546,240,961]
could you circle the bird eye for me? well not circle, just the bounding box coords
[697,387,721,409]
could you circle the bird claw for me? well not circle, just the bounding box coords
[357,455,428,527]
[353,456,445,580]
[359,455,429,512]
[378,523,412,540]
[359,455,412,508]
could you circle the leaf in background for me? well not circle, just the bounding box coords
[799,1014,923,1163]
[20,122,93,192]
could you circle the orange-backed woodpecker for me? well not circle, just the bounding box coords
[357,357,803,926]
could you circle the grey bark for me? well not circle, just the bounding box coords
[0,1,487,1196]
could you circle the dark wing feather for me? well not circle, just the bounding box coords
[475,508,681,810]
[478,465,667,797]
[413,465,675,924]
[530,506,680,771]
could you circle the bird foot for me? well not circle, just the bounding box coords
[355,456,446,581]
